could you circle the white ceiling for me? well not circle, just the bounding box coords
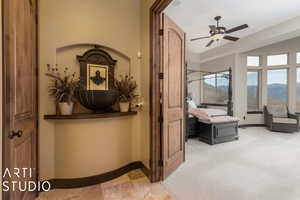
[164,0,300,54]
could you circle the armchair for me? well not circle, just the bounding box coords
[264,105,299,133]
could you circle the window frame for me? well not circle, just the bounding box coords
[247,56,261,67]
[247,69,262,113]
[266,53,289,67]
[297,52,300,65]
[295,67,300,113]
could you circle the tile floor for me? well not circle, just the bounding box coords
[37,169,175,200]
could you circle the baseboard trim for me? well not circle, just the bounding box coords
[239,124,265,128]
[45,161,149,190]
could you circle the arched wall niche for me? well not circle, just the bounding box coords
[55,43,132,113]
[56,43,132,78]
[56,43,131,61]
[51,43,136,178]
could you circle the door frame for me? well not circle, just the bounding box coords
[2,0,39,198]
[149,0,174,182]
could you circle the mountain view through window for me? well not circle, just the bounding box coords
[247,71,260,111]
[267,69,288,105]
[203,72,229,104]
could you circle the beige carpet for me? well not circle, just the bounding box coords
[37,169,175,200]
[163,127,300,200]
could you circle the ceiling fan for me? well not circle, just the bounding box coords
[191,16,249,47]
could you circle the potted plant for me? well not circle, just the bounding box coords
[114,75,138,112]
[46,64,80,115]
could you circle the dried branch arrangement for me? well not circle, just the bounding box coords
[46,64,80,103]
[114,75,138,102]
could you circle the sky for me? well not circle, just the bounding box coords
[267,69,287,85]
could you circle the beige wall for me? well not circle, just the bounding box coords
[39,0,151,179]
[140,0,156,169]
[54,118,135,178]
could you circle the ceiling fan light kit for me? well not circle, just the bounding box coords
[191,16,249,47]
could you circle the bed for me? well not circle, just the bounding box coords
[189,108,239,145]
[186,68,239,145]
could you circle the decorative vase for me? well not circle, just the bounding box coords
[58,102,74,115]
[119,102,130,112]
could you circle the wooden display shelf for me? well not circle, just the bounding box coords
[44,111,137,120]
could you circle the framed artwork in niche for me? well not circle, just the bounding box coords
[77,46,117,90]
[87,64,109,90]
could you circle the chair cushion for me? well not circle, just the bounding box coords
[273,117,297,124]
[267,105,288,118]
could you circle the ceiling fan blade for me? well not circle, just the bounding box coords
[226,24,248,34]
[190,36,210,41]
[209,25,216,32]
[223,35,240,41]
[206,40,214,47]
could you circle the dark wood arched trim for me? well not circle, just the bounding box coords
[77,46,117,66]
[45,162,148,190]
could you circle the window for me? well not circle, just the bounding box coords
[267,69,288,105]
[247,56,260,67]
[267,54,288,66]
[247,71,260,111]
[203,72,229,104]
[296,68,300,112]
[297,52,300,64]
[216,72,229,103]
[203,74,217,103]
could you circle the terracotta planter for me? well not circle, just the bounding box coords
[58,102,74,115]
[119,102,130,112]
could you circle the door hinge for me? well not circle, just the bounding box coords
[159,72,164,79]
[158,115,163,123]
[36,119,39,129]
[159,160,164,167]
[159,29,164,36]
[36,13,38,25]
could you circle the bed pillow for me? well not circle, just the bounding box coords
[187,100,197,109]
[187,100,197,118]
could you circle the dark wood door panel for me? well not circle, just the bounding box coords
[162,14,185,179]
[3,0,38,199]
[167,30,183,108]
[167,120,183,158]
[14,0,35,119]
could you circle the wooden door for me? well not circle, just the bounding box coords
[3,0,38,199]
[162,14,186,179]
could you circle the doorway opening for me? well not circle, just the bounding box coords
[150,0,300,187]
[149,0,186,182]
